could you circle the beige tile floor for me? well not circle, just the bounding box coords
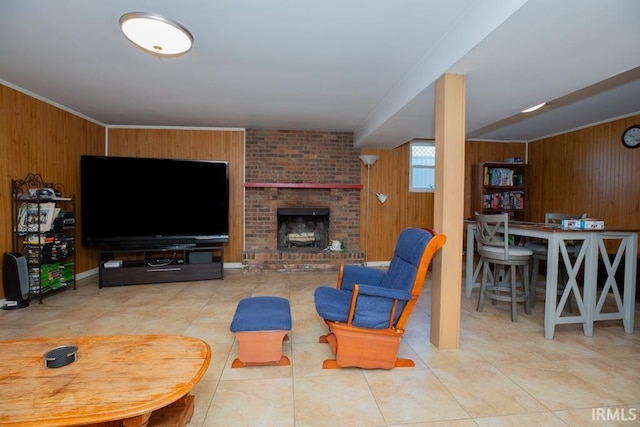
[1,269,639,426]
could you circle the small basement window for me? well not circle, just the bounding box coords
[410,140,435,192]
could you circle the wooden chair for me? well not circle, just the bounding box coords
[313,228,446,369]
[475,213,533,322]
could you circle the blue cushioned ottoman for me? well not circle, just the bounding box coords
[230,296,291,367]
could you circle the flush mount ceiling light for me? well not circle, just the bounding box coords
[119,12,193,57]
[521,102,546,113]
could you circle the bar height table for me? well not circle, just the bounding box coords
[465,221,637,339]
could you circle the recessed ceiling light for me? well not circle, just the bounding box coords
[521,102,546,113]
[120,12,193,57]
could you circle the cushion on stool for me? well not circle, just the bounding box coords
[230,296,292,332]
[479,245,533,261]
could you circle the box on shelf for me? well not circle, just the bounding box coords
[489,168,514,186]
[504,157,523,163]
[104,260,123,269]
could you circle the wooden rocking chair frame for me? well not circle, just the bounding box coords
[319,232,446,369]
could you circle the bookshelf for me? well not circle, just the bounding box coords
[471,162,528,221]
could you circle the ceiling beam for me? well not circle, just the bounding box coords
[353,0,529,148]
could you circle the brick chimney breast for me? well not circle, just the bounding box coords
[243,129,364,271]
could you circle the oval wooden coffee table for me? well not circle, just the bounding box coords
[0,334,211,427]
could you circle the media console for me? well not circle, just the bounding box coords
[98,245,224,288]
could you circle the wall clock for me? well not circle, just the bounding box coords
[621,125,640,149]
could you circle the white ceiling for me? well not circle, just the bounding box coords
[1,0,639,149]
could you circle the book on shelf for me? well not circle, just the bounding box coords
[17,202,57,233]
[489,168,514,186]
[59,263,75,286]
[23,239,73,261]
[510,191,524,209]
[483,191,525,211]
[23,234,55,245]
[483,194,491,209]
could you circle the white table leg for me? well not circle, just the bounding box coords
[598,232,637,334]
[465,223,478,299]
[623,233,638,333]
[544,234,559,339]
[582,234,598,337]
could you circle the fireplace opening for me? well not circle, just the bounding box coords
[277,208,329,250]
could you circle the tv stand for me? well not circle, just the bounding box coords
[98,245,223,288]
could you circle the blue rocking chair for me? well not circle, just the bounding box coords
[314,228,446,369]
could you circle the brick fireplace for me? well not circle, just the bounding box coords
[243,129,364,272]
[277,208,330,250]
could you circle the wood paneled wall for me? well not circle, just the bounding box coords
[360,140,526,262]
[106,128,245,262]
[0,84,105,299]
[359,145,434,262]
[528,115,640,232]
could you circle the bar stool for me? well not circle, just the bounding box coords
[525,212,586,309]
[475,213,532,322]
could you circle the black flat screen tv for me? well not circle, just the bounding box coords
[80,155,229,248]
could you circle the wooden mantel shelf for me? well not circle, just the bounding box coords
[244,182,363,189]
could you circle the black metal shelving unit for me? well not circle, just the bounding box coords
[10,174,76,303]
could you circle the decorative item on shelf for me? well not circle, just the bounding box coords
[330,240,343,252]
[28,188,57,200]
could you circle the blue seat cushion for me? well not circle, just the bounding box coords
[314,286,353,323]
[314,286,401,329]
[230,296,292,332]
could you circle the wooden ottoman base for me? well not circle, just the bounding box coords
[229,296,292,368]
[232,331,290,367]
